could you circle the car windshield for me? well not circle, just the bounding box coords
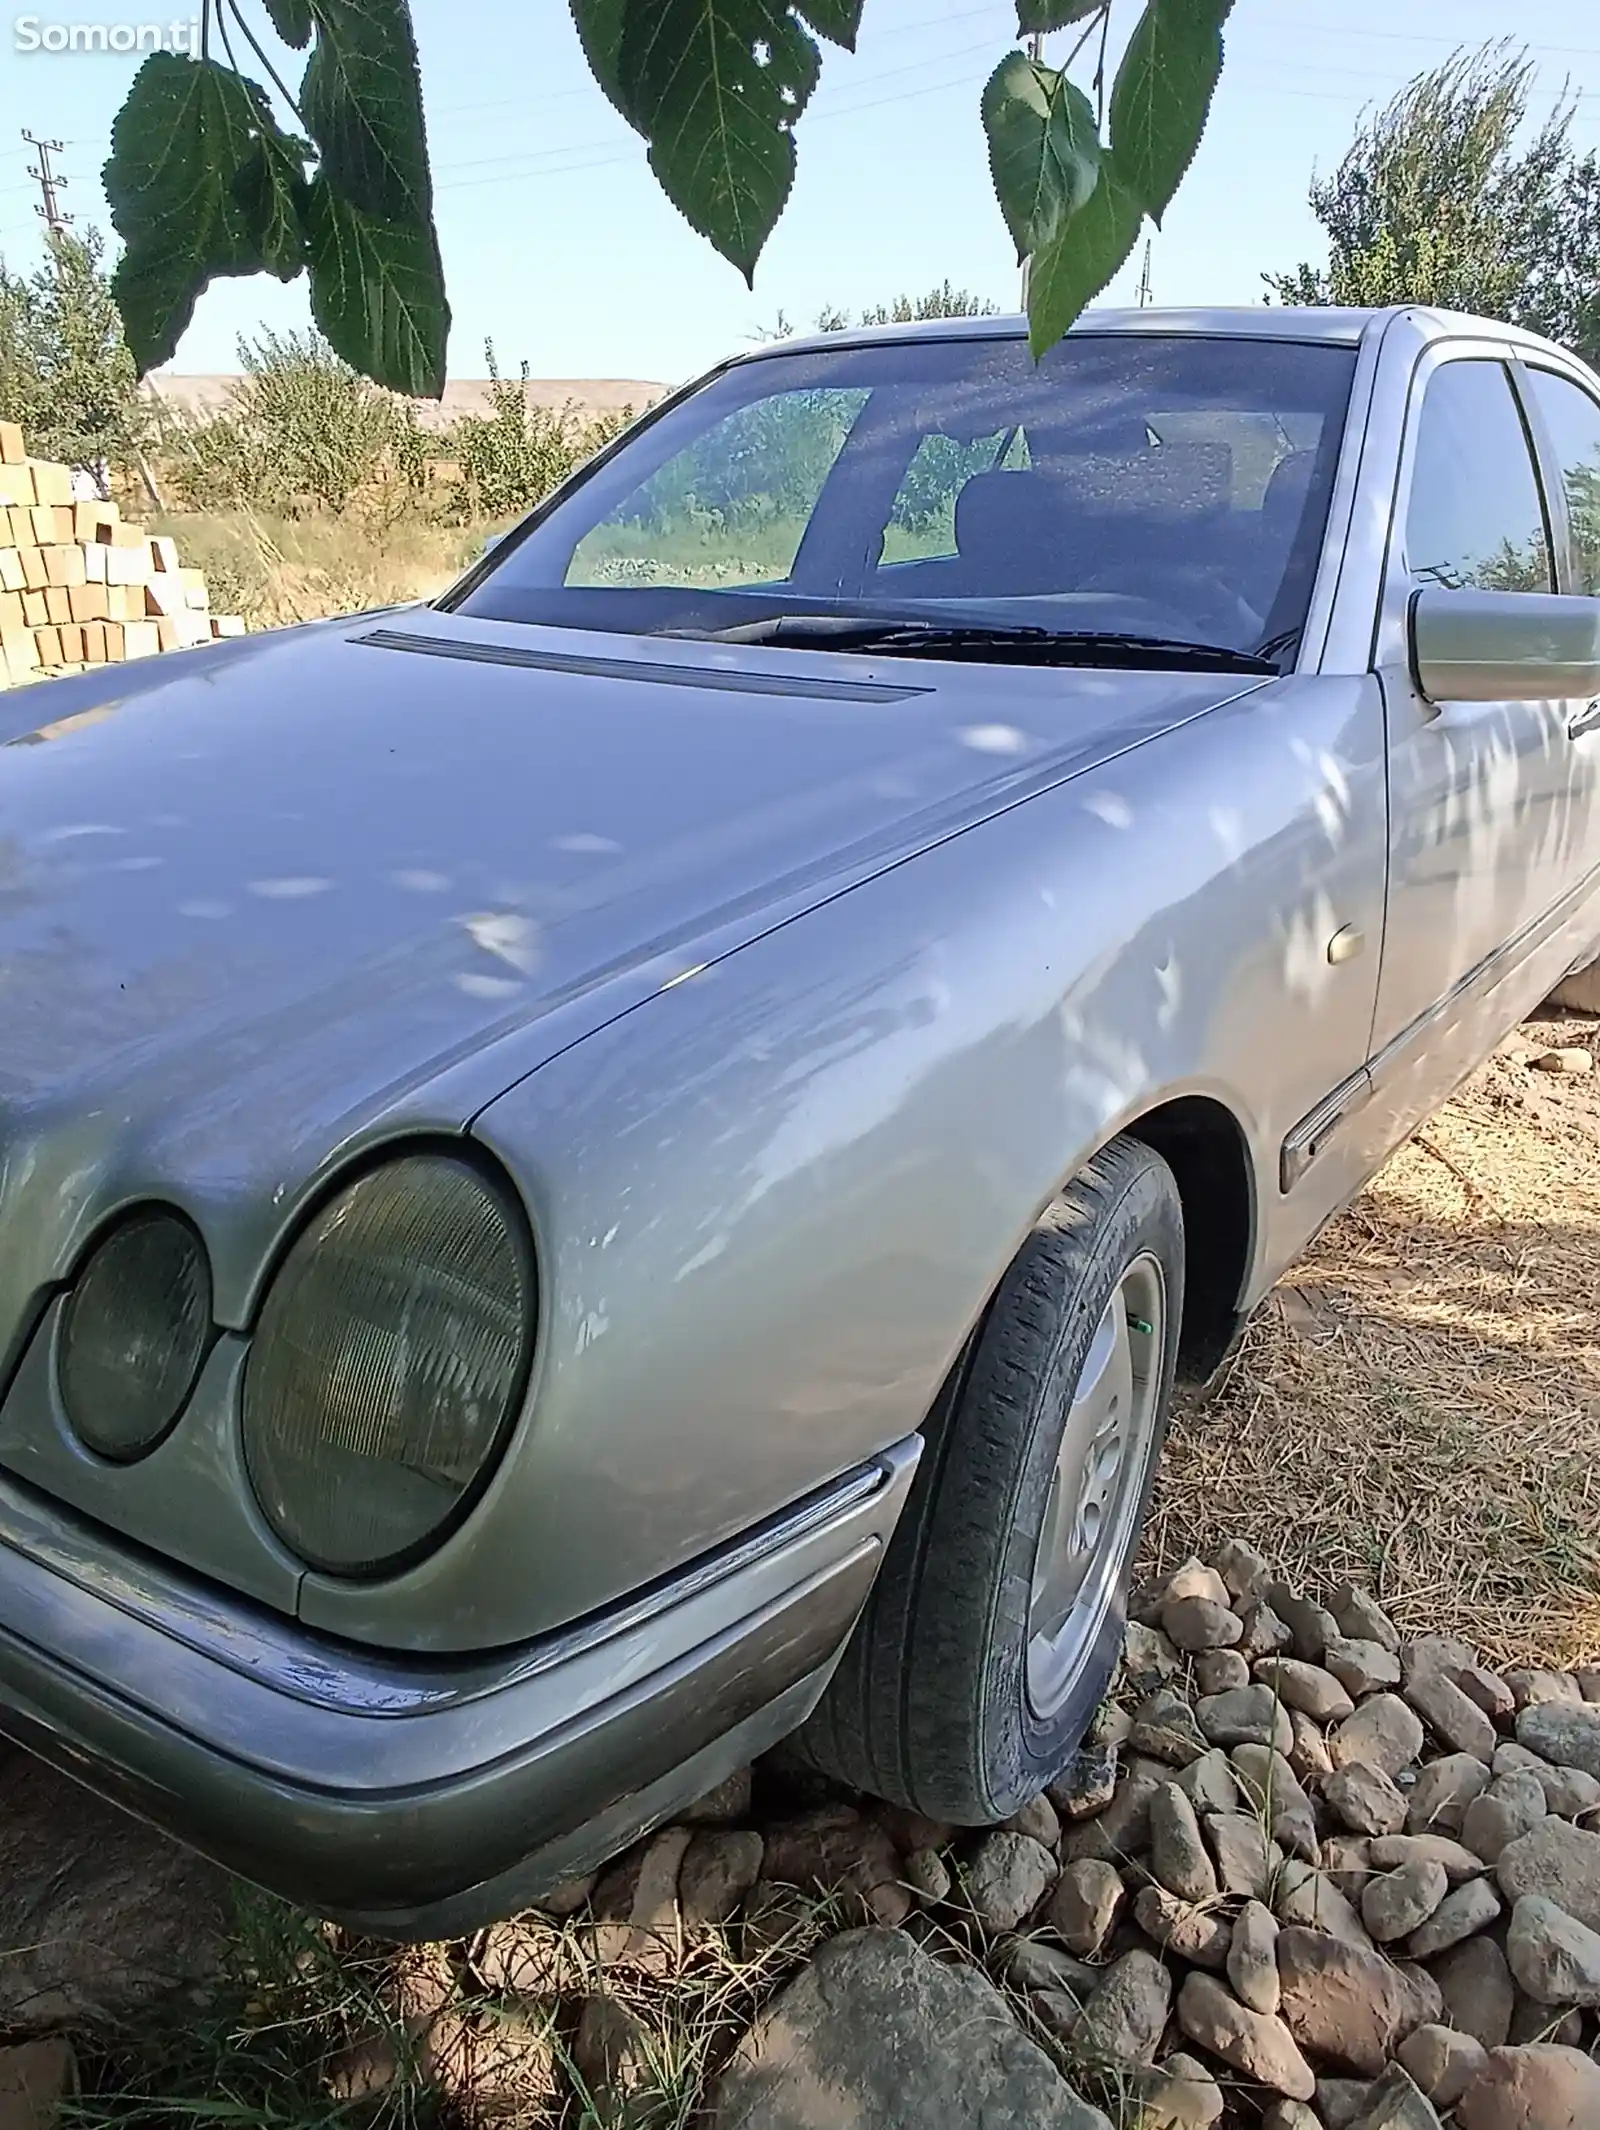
[448,330,1357,667]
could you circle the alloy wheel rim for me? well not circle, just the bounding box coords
[1026,1253,1165,1719]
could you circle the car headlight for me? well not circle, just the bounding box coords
[59,1210,213,1461]
[242,1153,534,1577]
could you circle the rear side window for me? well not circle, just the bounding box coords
[1405,361,1554,594]
[1523,367,1600,596]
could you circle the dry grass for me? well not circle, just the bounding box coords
[145,508,504,633]
[1146,1008,1600,1667]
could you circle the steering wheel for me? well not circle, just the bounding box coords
[1079,564,1264,648]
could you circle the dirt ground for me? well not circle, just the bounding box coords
[1147,1006,1600,1668]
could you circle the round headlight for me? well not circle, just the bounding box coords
[60,1211,212,1461]
[242,1154,534,1577]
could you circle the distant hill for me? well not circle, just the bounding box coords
[144,373,668,431]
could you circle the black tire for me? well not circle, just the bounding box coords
[794,1135,1184,1821]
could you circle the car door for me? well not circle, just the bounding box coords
[1518,359,1600,955]
[1362,345,1583,1149]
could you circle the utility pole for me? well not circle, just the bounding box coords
[1020,31,1046,309]
[22,132,71,232]
[1137,239,1154,309]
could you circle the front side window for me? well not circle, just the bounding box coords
[452,333,1358,666]
[1405,361,1554,595]
[1523,367,1600,597]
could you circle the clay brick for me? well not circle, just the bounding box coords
[20,590,47,627]
[68,583,108,622]
[33,624,62,666]
[28,460,73,507]
[18,547,47,590]
[0,421,22,465]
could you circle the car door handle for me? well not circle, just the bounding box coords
[1570,697,1600,741]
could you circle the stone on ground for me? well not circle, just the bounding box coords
[711,1929,1112,2129]
[0,2039,75,2130]
[1496,1817,1600,1931]
[1324,1635,1403,1697]
[1396,2022,1489,2108]
[1453,2042,1600,2129]
[1330,1696,1425,1778]
[1328,1583,1402,1652]
[1133,2050,1224,2128]
[1361,1859,1449,1943]
[1175,1971,1315,2099]
[0,1757,230,2034]
[1405,1753,1490,1837]
[1049,1858,1124,1957]
[961,1831,1056,1931]
[1162,1595,1244,1652]
[1047,1743,1119,1821]
[1349,2061,1443,2127]
[1403,1875,1501,1959]
[1149,1782,1218,1904]
[1517,1700,1600,1781]
[1460,1770,1546,1863]
[1253,1656,1354,1722]
[762,1808,911,1928]
[1367,1833,1486,1885]
[1429,1934,1515,2048]
[1324,1760,1408,1836]
[1227,1898,1280,2014]
[1073,1949,1172,2066]
[1196,1684,1295,1754]
[680,1830,764,1925]
[1505,1891,1600,2005]
[1132,1884,1231,1969]
[1275,1925,1435,2076]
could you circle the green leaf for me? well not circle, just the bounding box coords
[796,0,863,49]
[1109,0,1233,225]
[104,53,304,372]
[304,173,449,394]
[984,52,1101,265]
[618,0,822,282]
[1016,1,1106,29]
[262,0,314,47]
[302,0,433,222]
[238,124,313,278]
[1025,149,1144,356]
[571,0,637,127]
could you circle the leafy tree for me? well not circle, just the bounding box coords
[1267,46,1600,369]
[447,341,633,520]
[0,226,147,483]
[101,2,1234,397]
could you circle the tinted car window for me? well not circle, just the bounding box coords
[1524,367,1600,597]
[1405,361,1554,594]
[453,334,1357,659]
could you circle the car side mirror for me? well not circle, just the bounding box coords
[1409,585,1600,703]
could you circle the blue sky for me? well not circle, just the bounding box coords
[1,0,1596,389]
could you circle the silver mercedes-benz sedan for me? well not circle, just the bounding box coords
[0,304,1597,1936]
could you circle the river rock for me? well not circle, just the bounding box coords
[1324,1635,1403,1698]
[1325,1761,1408,1837]
[1504,1669,1585,1711]
[1267,1585,1339,1663]
[1133,2051,1224,2129]
[1517,1701,1600,1782]
[1497,1817,1600,1930]
[1131,1691,1210,1768]
[1331,1696,1424,1778]
[1406,1753,1490,1837]
[762,1810,911,1929]
[1328,1583,1402,1653]
[1163,1596,1243,1653]
[1050,1859,1125,1958]
[1430,1934,1514,2048]
[1288,1708,1335,1779]
[1150,1783,1218,1904]
[1361,1859,1448,1943]
[1197,1685,1294,1755]
[1238,1600,1295,1660]
[1049,1745,1120,1822]
[712,1927,1113,2129]
[1003,1793,1061,1849]
[680,1831,765,1925]
[1062,1759,1164,1863]
[1174,1748,1239,1815]
[1255,1657,1355,1723]
[1403,1874,1501,1959]
[1349,2062,1444,2127]
[1275,1859,1375,1950]
[1176,1972,1315,2100]
[1397,2023,1489,2109]
[1453,2042,1600,2129]
[1132,1884,1232,1969]
[1461,1771,1546,1866]
[1162,1558,1232,1608]
[1207,1812,1282,1899]
[1194,1650,1250,1695]
[1074,1950,1171,2066]
[1368,1834,1486,1885]
[1211,1539,1272,1604]
[1276,1925,1434,2075]
[963,1833,1056,1932]
[1228,1898,1281,2014]
[1506,1892,1600,2005]
[1231,1744,1319,1860]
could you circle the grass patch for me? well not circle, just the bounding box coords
[1145,1011,1600,1666]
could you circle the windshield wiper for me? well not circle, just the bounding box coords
[682,613,1278,674]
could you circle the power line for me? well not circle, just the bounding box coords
[21,131,71,231]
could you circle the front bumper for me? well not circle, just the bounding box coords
[0,1438,918,1938]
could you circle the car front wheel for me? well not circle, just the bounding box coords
[794,1134,1184,1821]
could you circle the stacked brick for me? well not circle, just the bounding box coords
[0,419,245,690]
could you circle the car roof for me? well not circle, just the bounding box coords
[739,304,1578,365]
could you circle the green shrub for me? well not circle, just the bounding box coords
[163,329,429,518]
[445,341,633,522]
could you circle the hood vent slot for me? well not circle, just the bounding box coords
[354,627,931,705]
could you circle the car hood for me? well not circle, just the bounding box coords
[0,608,1254,1283]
